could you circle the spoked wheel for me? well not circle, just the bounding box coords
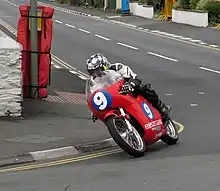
[105,116,146,157]
[161,119,179,145]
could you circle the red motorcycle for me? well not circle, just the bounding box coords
[86,70,179,157]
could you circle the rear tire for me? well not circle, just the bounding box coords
[105,116,146,158]
[161,119,179,145]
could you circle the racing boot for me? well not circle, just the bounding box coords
[91,113,98,122]
[157,101,171,122]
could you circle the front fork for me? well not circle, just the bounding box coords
[119,108,133,132]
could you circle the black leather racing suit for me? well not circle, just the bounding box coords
[108,63,170,121]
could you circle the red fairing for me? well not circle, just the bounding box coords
[17,5,54,98]
[38,6,54,97]
[87,80,166,145]
[17,5,30,98]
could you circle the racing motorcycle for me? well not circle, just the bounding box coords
[85,70,179,157]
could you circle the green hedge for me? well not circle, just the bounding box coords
[180,0,190,9]
[138,0,154,5]
[174,0,220,24]
[93,0,104,8]
[196,0,208,10]
[189,0,199,9]
[204,1,220,24]
[173,0,190,9]
[57,0,103,7]
[57,0,70,4]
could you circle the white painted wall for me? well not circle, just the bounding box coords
[172,9,208,27]
[129,3,154,19]
[116,0,121,10]
[129,2,137,13]
[0,30,22,117]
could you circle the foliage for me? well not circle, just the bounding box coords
[173,0,190,9]
[173,0,181,9]
[57,0,69,4]
[138,0,147,4]
[204,1,220,24]
[138,0,155,5]
[179,0,190,9]
[57,0,93,6]
[93,0,104,8]
[189,0,200,9]
[196,0,209,10]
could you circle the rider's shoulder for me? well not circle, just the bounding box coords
[105,69,121,77]
[109,62,126,71]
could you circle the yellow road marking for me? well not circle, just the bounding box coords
[0,18,186,173]
[174,120,184,133]
[0,149,121,173]
[0,121,184,173]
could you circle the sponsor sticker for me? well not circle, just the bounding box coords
[145,119,163,129]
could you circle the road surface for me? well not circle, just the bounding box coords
[0,0,220,190]
[1,150,220,191]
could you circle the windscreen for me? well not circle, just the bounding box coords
[85,70,123,101]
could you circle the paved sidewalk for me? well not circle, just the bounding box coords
[0,19,115,167]
[40,0,120,17]
[41,0,220,47]
[0,99,110,157]
[0,66,113,166]
[109,16,220,47]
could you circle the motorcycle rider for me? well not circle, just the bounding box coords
[86,53,171,122]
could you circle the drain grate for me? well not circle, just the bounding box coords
[45,91,87,104]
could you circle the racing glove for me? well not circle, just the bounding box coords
[120,82,135,94]
[120,77,142,94]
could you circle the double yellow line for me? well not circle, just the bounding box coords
[0,121,184,173]
[0,16,185,174]
[0,148,121,173]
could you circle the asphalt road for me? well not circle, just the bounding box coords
[1,0,220,190]
[1,150,220,191]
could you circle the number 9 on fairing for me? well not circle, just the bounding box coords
[92,91,108,110]
[142,102,154,120]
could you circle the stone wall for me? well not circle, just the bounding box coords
[0,30,22,117]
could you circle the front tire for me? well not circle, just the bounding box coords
[105,116,146,158]
[161,119,179,145]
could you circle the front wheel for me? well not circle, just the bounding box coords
[161,119,179,145]
[105,116,146,158]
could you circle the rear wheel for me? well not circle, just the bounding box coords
[161,119,179,145]
[105,116,146,157]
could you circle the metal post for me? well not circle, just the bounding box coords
[29,0,38,98]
